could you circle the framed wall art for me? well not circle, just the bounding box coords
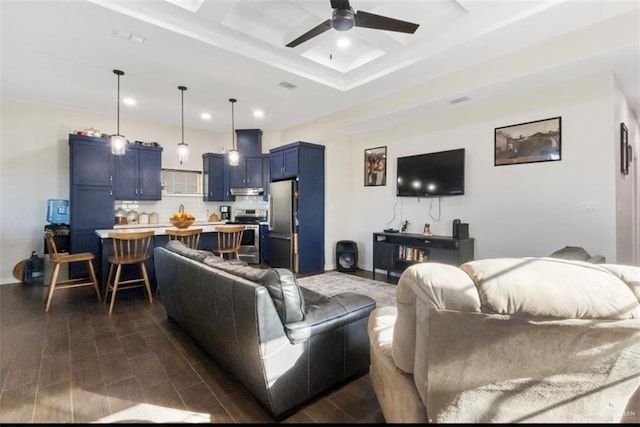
[365,146,387,186]
[495,116,561,166]
[621,122,629,175]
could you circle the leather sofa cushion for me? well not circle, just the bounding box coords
[460,257,640,319]
[201,258,305,323]
[165,240,214,262]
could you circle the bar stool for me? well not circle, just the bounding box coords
[44,230,101,312]
[213,225,245,260]
[166,228,203,249]
[105,230,154,315]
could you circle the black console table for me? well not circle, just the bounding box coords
[372,232,475,278]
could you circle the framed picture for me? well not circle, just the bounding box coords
[365,146,387,186]
[621,122,629,175]
[495,116,561,166]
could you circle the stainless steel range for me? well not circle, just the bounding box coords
[226,208,267,264]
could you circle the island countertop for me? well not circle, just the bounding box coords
[95,221,228,238]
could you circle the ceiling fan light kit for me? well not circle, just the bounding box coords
[286,0,419,48]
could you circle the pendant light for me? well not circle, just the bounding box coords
[228,98,239,166]
[110,69,126,155]
[177,85,189,165]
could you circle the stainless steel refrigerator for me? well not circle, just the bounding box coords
[268,179,298,272]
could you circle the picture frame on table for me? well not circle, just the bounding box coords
[494,116,561,166]
[365,146,387,186]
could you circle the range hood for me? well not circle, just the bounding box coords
[230,187,264,196]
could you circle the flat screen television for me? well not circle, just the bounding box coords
[396,148,465,197]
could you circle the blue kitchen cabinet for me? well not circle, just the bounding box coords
[114,144,162,200]
[203,153,232,201]
[236,129,262,157]
[69,134,115,279]
[269,143,301,180]
[262,155,270,201]
[70,134,114,186]
[229,156,264,189]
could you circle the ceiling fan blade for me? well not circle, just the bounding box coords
[286,19,332,48]
[330,0,351,10]
[355,10,419,34]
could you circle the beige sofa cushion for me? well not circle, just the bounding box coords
[426,310,640,423]
[393,263,481,375]
[460,258,640,319]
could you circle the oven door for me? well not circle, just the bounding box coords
[238,225,260,264]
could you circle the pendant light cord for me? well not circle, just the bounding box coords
[117,73,120,135]
[181,89,184,143]
[178,86,187,143]
[230,98,237,150]
[113,69,124,136]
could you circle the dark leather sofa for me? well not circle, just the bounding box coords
[154,241,376,418]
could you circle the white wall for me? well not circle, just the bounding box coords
[614,77,640,264]
[0,99,266,284]
[1,71,637,284]
[285,72,632,271]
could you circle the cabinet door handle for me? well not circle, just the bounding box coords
[140,189,143,195]
[109,190,112,196]
[110,175,113,182]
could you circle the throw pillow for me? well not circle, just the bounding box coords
[165,240,214,262]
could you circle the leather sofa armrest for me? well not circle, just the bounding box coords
[284,292,376,344]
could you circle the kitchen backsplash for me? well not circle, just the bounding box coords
[115,194,268,223]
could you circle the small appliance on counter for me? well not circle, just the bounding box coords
[220,205,231,220]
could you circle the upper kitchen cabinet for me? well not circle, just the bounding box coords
[70,134,114,187]
[69,134,115,278]
[229,156,264,192]
[236,129,262,157]
[203,153,232,201]
[270,141,325,181]
[114,144,162,200]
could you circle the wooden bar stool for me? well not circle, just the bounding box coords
[105,230,154,315]
[213,225,245,260]
[44,230,101,312]
[166,228,203,249]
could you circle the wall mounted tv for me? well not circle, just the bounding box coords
[396,148,465,197]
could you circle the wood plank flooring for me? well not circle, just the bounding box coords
[0,269,391,423]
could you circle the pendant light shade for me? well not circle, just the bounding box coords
[110,69,126,155]
[228,98,239,166]
[178,85,189,165]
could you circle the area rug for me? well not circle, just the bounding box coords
[297,271,396,307]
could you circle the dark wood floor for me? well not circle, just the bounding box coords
[0,269,393,423]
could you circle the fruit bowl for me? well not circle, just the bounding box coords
[170,217,194,229]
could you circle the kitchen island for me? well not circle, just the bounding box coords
[94,221,227,293]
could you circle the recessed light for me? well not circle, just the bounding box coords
[123,98,136,106]
[253,110,264,118]
[201,112,211,120]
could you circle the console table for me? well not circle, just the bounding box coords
[372,232,475,278]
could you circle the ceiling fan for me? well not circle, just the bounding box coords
[286,0,420,48]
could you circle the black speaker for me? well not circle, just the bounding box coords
[453,222,469,239]
[336,240,358,272]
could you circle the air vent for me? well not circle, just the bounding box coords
[278,81,298,90]
[449,96,471,104]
